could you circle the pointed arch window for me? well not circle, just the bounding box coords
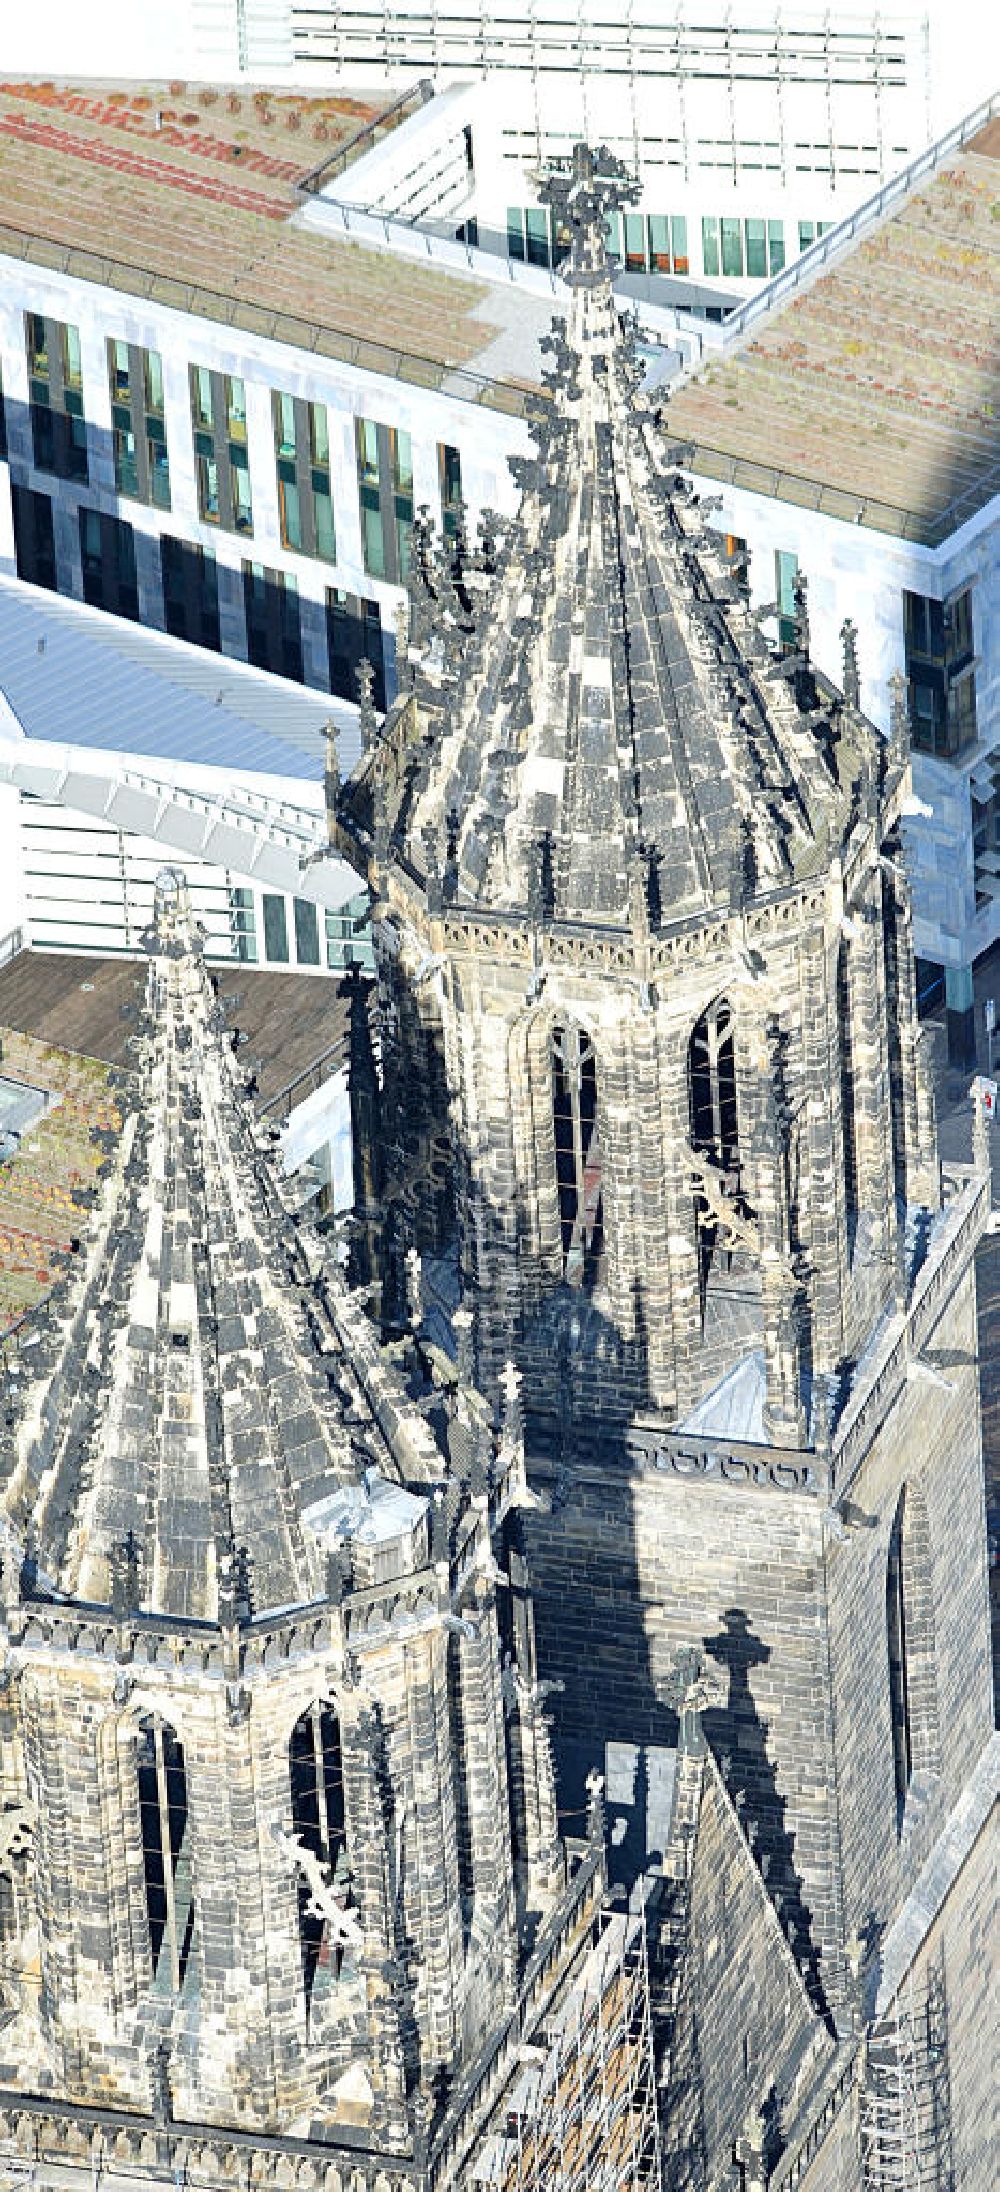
[289,1703,353,2009]
[687,998,759,1325]
[886,1490,912,1824]
[135,1715,194,1992]
[551,1024,604,1290]
[689,997,739,1169]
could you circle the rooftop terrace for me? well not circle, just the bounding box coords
[668,122,1000,546]
[0,950,357,1111]
[0,77,533,403]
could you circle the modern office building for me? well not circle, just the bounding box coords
[9,6,999,290]
[667,100,1000,1067]
[0,61,996,1003]
[9,4,1000,303]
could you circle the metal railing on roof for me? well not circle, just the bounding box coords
[684,443,1000,550]
[298,78,435,195]
[0,222,542,420]
[259,1028,353,1120]
[721,86,1000,346]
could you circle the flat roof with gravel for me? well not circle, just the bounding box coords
[668,122,1000,546]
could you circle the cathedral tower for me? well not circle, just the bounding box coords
[338,157,940,1455]
[334,145,996,2173]
[0,869,594,2177]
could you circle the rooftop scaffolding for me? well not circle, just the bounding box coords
[471,1895,662,2192]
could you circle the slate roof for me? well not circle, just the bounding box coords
[0,572,333,782]
[0,875,444,1623]
[389,151,872,930]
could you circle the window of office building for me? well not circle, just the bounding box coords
[647,214,689,275]
[79,508,140,622]
[701,216,784,282]
[190,367,252,535]
[720,216,743,279]
[744,218,768,279]
[624,212,646,270]
[228,885,258,963]
[25,312,88,483]
[356,419,412,583]
[293,897,321,967]
[972,784,1000,913]
[327,589,386,713]
[903,587,977,761]
[161,535,221,653]
[325,894,375,973]
[242,561,303,682]
[107,340,170,510]
[11,483,57,592]
[273,392,336,561]
[262,893,290,964]
[525,206,550,266]
[506,204,570,268]
[775,550,799,652]
[798,220,832,252]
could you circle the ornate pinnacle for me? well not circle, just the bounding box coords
[585,1767,607,1847]
[500,1359,524,1447]
[110,1529,141,1620]
[452,1302,475,1387]
[323,717,340,823]
[973,1080,991,1177]
[404,1244,423,1329]
[627,842,650,947]
[889,669,911,768]
[840,618,861,711]
[356,655,377,752]
[393,596,413,694]
[421,820,443,915]
[792,571,811,660]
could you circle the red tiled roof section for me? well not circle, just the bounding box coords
[0,78,383,205]
[0,77,510,377]
[668,140,1000,544]
[0,1025,122,1335]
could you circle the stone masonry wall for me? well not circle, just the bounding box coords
[663,1755,833,2191]
[898,1803,997,2190]
[824,1261,994,1953]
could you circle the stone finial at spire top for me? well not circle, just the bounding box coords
[538,139,640,290]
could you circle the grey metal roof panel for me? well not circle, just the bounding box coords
[0,573,330,783]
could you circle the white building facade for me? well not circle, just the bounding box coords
[0,256,531,725]
[696,480,999,1062]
